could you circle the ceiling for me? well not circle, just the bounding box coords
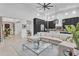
[0,3,79,20]
[24,3,79,13]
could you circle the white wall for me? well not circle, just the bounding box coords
[15,22,21,35]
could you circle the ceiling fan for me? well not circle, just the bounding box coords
[37,3,53,11]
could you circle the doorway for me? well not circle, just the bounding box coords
[4,24,11,37]
[3,22,15,38]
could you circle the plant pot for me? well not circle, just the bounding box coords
[63,48,73,56]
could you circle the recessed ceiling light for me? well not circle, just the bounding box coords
[65,12,68,15]
[37,13,40,16]
[52,16,54,18]
[72,10,76,14]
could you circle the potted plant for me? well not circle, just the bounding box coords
[73,23,79,49]
[65,23,79,55]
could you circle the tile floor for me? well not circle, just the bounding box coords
[0,35,60,56]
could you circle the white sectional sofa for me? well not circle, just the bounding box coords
[36,31,71,41]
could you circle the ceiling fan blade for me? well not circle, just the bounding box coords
[46,7,50,10]
[44,7,45,11]
[48,5,53,7]
[46,3,51,6]
[44,3,46,6]
[38,3,43,6]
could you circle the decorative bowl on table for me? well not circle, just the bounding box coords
[33,39,40,50]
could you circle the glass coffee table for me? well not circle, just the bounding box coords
[22,41,51,56]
